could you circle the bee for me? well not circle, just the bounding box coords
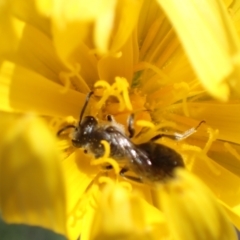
[58,91,204,183]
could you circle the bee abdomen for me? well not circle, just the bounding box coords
[137,142,184,181]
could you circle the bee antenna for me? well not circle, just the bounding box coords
[80,91,94,123]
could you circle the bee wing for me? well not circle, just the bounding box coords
[105,127,152,167]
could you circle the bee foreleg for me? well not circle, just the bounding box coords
[106,115,114,122]
[127,114,135,138]
[57,125,76,136]
[119,167,143,183]
[102,165,113,170]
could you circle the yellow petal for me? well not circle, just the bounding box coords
[9,22,68,84]
[167,102,240,144]
[190,149,240,209]
[0,112,66,236]
[93,0,117,54]
[37,0,117,60]
[87,181,168,240]
[98,33,135,84]
[208,142,240,177]
[109,0,143,53]
[37,0,116,22]
[0,3,24,55]
[219,199,240,231]
[62,151,98,240]
[0,61,85,118]
[159,169,237,240]
[67,42,99,87]
[51,21,90,67]
[11,0,51,36]
[228,0,240,36]
[157,0,240,100]
[187,102,240,144]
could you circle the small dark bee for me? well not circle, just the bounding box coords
[58,91,204,183]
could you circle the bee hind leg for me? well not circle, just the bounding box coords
[151,120,206,142]
[127,114,135,138]
[119,167,143,183]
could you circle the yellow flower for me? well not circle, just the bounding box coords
[0,0,240,240]
[0,112,66,236]
[88,170,237,240]
[160,169,237,240]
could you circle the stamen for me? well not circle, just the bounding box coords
[119,181,132,192]
[180,143,201,171]
[94,80,111,90]
[180,124,221,176]
[134,61,172,84]
[101,140,111,158]
[122,85,133,111]
[203,128,219,154]
[89,190,99,209]
[67,181,99,228]
[90,140,120,176]
[136,120,155,129]
[181,143,221,175]
[67,194,89,227]
[173,82,190,117]
[59,63,90,92]
[59,72,71,93]
[98,177,132,194]
[94,77,132,111]
[99,176,114,186]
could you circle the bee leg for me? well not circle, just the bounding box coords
[151,120,206,142]
[127,113,135,138]
[120,167,143,183]
[57,125,76,136]
[102,165,113,170]
[106,114,114,122]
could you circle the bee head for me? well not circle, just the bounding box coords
[71,116,98,148]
